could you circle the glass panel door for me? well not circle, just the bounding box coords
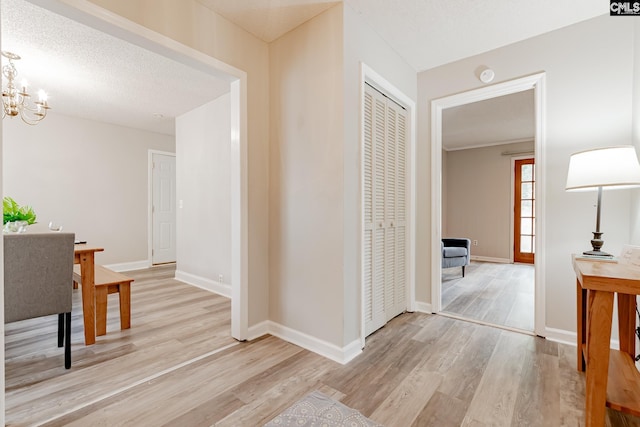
[514,158,535,264]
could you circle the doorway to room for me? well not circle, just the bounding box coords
[431,74,546,336]
[440,137,536,332]
[0,4,250,418]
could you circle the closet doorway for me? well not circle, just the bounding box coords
[359,64,417,346]
[362,82,408,337]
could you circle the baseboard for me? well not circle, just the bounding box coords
[544,327,620,350]
[256,321,362,365]
[174,270,231,299]
[414,301,433,314]
[104,260,150,272]
[544,327,575,346]
[247,320,270,341]
[470,255,511,263]
[171,275,388,364]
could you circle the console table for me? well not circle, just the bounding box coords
[573,255,640,426]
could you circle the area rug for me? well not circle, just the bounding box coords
[264,391,383,427]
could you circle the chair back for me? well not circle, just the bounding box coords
[4,231,75,323]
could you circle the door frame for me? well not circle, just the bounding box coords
[360,63,417,348]
[430,73,546,336]
[2,1,251,422]
[148,150,177,266]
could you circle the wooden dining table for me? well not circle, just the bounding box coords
[74,244,104,345]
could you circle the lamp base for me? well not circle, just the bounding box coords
[585,231,611,257]
[582,249,613,257]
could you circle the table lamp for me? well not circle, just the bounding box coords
[565,145,640,256]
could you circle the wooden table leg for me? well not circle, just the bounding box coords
[79,252,96,345]
[119,282,131,330]
[585,289,614,427]
[617,293,636,358]
[577,279,587,371]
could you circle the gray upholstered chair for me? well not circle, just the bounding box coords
[441,238,471,277]
[4,230,75,369]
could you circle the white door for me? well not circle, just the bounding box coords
[152,153,176,264]
[363,84,408,337]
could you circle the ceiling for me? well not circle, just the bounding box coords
[442,90,535,151]
[1,0,606,141]
[202,0,606,72]
[196,0,340,43]
[1,0,230,135]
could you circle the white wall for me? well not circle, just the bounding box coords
[268,3,417,351]
[417,15,635,333]
[444,141,534,260]
[269,5,345,346]
[631,20,640,244]
[85,0,270,326]
[176,94,231,288]
[3,112,174,265]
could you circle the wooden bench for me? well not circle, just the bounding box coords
[73,265,133,336]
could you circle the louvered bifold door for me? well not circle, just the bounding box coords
[390,101,407,319]
[384,103,397,321]
[363,84,408,337]
[364,87,387,336]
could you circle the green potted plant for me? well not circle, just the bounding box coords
[3,197,37,230]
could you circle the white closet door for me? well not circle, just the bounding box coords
[364,87,387,336]
[363,89,375,334]
[384,102,397,321]
[390,101,407,318]
[363,84,408,336]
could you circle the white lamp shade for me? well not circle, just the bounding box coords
[565,145,640,192]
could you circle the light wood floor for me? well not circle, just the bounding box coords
[5,265,640,426]
[442,261,534,332]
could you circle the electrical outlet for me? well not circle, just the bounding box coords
[473,240,478,246]
[218,274,224,283]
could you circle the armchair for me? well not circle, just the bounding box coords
[442,238,471,277]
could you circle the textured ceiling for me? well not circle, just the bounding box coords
[443,90,535,151]
[345,0,605,71]
[1,0,607,141]
[203,0,606,71]
[1,0,230,135]
[196,0,340,42]
[199,0,604,149]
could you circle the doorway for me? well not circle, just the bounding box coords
[362,82,408,337]
[360,64,417,347]
[0,0,249,406]
[431,74,546,336]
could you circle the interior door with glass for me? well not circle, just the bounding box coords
[514,158,535,264]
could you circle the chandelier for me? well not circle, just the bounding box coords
[1,51,50,125]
